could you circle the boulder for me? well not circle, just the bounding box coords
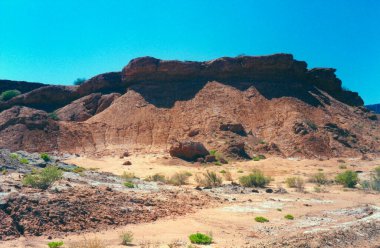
[169,141,209,161]
[220,123,247,136]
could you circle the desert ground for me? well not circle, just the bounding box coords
[1,151,379,248]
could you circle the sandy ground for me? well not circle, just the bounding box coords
[1,154,380,248]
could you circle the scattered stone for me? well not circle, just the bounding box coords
[265,188,273,193]
[123,161,132,165]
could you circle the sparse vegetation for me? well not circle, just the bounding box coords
[19,157,29,164]
[121,172,136,181]
[68,237,106,248]
[195,171,222,187]
[121,231,134,246]
[239,169,271,187]
[252,154,266,161]
[336,170,358,188]
[145,173,166,183]
[48,112,60,121]
[189,233,212,245]
[223,170,233,181]
[285,177,305,191]
[23,165,63,190]
[339,164,347,169]
[361,166,380,191]
[168,171,192,186]
[237,170,244,173]
[254,216,269,223]
[10,153,19,160]
[48,241,64,248]
[284,214,294,220]
[73,166,86,173]
[309,172,329,185]
[40,153,51,162]
[124,181,135,188]
[0,89,21,101]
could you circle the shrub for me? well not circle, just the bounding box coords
[121,231,133,245]
[254,216,269,223]
[339,164,347,169]
[48,241,64,248]
[189,233,212,245]
[145,173,166,183]
[220,170,226,174]
[124,181,135,188]
[48,112,60,121]
[68,237,106,248]
[10,153,19,160]
[168,171,192,186]
[73,78,86,85]
[237,170,244,173]
[73,167,86,173]
[252,154,266,161]
[121,172,136,181]
[336,170,358,188]
[214,161,222,166]
[195,171,222,187]
[285,177,305,191]
[223,170,233,181]
[23,165,63,189]
[239,169,271,187]
[309,172,329,185]
[284,214,294,220]
[40,153,51,162]
[19,158,29,164]
[0,89,21,101]
[361,166,380,191]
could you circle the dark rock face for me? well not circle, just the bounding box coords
[220,123,247,136]
[77,72,123,96]
[0,86,78,112]
[224,141,251,159]
[169,141,209,161]
[0,80,47,95]
[56,93,120,121]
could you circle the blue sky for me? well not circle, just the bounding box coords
[0,0,379,104]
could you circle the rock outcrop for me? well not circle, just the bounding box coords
[0,79,47,94]
[169,141,209,161]
[56,93,120,121]
[0,54,378,158]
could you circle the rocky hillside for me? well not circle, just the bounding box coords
[0,54,378,158]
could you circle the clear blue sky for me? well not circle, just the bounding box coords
[0,0,379,104]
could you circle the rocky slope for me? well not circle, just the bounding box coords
[366,103,380,114]
[0,54,378,158]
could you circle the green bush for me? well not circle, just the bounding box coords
[336,170,358,188]
[121,231,133,246]
[254,216,269,223]
[48,241,64,248]
[40,153,51,162]
[252,154,266,161]
[195,171,222,187]
[239,169,271,187]
[73,78,86,85]
[124,181,135,188]
[168,171,192,186]
[23,165,63,190]
[48,112,60,121]
[19,158,29,164]
[10,153,19,160]
[0,89,21,101]
[189,233,212,245]
[284,214,294,220]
